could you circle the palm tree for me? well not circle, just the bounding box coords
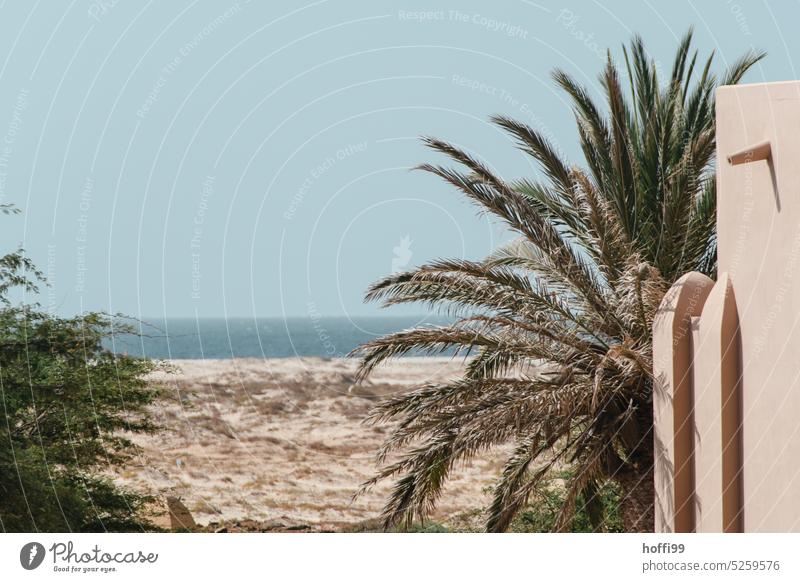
[351,31,763,532]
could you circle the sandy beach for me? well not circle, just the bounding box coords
[116,357,505,531]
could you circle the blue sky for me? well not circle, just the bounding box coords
[0,0,786,318]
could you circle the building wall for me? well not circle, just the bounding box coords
[654,81,800,532]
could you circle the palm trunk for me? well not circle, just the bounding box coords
[615,403,655,532]
[616,459,654,532]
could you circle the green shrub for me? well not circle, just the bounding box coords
[510,470,623,533]
[0,308,164,531]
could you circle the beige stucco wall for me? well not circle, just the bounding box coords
[654,81,800,532]
[691,274,742,533]
[716,81,800,532]
[653,273,713,532]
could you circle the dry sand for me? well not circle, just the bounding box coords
[115,357,505,531]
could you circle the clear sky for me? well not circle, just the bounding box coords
[0,0,787,318]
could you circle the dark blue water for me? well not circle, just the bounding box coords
[106,316,448,359]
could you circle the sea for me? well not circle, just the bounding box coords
[106,316,450,360]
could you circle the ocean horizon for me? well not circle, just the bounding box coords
[106,315,451,360]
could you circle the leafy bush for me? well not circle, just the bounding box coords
[510,470,622,533]
[0,306,164,531]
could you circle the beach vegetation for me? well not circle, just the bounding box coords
[0,209,163,532]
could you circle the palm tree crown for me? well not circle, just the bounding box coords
[352,31,762,532]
